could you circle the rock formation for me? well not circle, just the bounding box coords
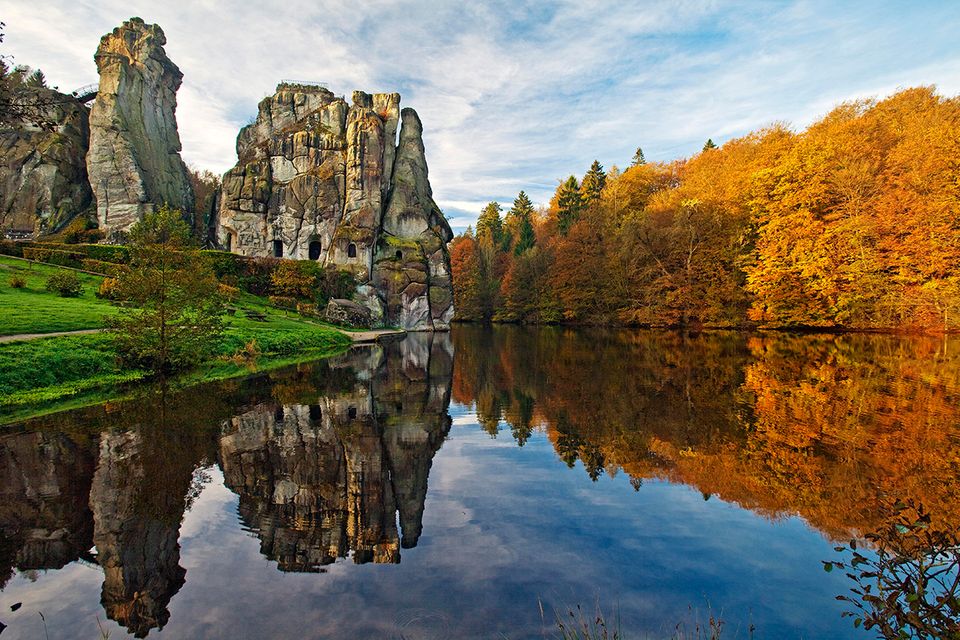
[0,86,92,236]
[86,18,193,236]
[217,84,454,330]
[219,333,453,570]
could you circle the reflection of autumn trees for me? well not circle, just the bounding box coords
[452,326,960,539]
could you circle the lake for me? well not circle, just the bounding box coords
[1,326,958,639]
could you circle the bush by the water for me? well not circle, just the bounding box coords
[45,271,82,297]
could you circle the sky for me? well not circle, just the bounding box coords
[4,0,960,233]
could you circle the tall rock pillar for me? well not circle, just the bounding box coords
[86,18,193,235]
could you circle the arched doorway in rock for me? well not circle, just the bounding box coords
[308,240,322,260]
[272,239,283,258]
[395,250,403,260]
[348,243,357,258]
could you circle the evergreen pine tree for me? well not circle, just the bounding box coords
[24,68,46,88]
[509,190,536,255]
[581,160,606,203]
[556,176,583,235]
[476,201,504,247]
[703,138,718,151]
[631,147,646,166]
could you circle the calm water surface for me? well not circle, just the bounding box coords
[1,326,958,639]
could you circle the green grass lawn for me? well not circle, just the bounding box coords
[0,256,119,335]
[0,256,356,421]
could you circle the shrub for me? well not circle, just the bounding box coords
[271,261,316,299]
[48,216,104,244]
[218,283,240,302]
[45,271,83,297]
[315,265,356,304]
[9,276,26,289]
[228,339,261,367]
[23,247,84,268]
[220,274,240,287]
[23,242,129,264]
[296,302,320,318]
[202,249,242,280]
[269,295,297,309]
[96,277,122,300]
[0,241,24,258]
[80,258,122,275]
[239,256,281,296]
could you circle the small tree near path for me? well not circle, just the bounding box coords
[109,206,223,375]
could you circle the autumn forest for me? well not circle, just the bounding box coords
[450,87,960,331]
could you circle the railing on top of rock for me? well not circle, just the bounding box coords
[71,83,99,103]
[278,79,329,90]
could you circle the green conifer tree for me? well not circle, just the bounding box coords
[476,201,504,247]
[509,191,536,255]
[581,160,607,203]
[557,176,583,235]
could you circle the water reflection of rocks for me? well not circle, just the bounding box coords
[220,335,452,570]
[0,333,453,637]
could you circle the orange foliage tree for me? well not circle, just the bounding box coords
[451,87,960,332]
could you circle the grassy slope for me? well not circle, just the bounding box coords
[0,259,354,421]
[0,256,119,334]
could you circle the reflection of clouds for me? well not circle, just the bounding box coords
[450,412,478,427]
[1,562,112,639]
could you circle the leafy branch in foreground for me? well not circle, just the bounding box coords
[825,498,960,639]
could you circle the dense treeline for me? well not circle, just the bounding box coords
[451,87,960,331]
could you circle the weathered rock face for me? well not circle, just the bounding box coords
[324,297,372,328]
[87,18,193,236]
[217,84,453,330]
[219,334,453,570]
[0,87,92,236]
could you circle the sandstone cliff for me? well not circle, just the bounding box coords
[87,18,193,235]
[217,84,454,331]
[0,86,92,236]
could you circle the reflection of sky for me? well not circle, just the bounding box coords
[1,404,866,639]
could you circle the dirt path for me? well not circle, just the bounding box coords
[0,328,104,343]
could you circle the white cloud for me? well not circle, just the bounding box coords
[5,0,959,233]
